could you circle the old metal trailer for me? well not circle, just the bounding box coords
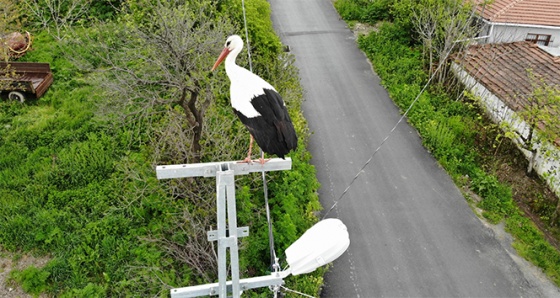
[0,62,53,102]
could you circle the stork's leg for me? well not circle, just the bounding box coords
[241,134,254,163]
[258,150,270,165]
[240,135,270,164]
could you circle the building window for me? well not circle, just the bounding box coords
[526,33,551,46]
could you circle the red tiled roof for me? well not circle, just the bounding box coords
[455,41,560,112]
[474,0,560,27]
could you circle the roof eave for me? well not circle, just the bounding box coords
[480,17,560,30]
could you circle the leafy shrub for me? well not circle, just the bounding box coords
[470,169,513,223]
[424,120,456,155]
[222,0,282,72]
[10,266,50,295]
[60,283,107,298]
[335,0,367,21]
[363,0,394,22]
[335,0,394,23]
[89,0,123,21]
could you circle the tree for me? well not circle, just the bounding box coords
[504,70,560,175]
[403,0,481,84]
[80,0,235,164]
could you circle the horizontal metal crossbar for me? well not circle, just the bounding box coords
[156,158,292,179]
[170,273,288,298]
[207,227,249,241]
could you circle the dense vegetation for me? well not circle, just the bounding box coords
[335,0,560,286]
[1,0,323,296]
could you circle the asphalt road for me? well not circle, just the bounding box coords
[269,0,558,297]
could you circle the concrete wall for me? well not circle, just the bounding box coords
[451,62,560,196]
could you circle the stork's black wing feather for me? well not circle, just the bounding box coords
[234,88,297,158]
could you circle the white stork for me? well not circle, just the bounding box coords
[212,35,297,163]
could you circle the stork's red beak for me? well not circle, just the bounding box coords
[212,47,231,71]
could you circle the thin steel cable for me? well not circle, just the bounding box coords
[241,0,253,71]
[322,45,456,220]
[262,149,279,271]
[241,0,279,273]
[280,286,316,298]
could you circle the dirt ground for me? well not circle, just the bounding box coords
[0,250,50,298]
[351,22,378,38]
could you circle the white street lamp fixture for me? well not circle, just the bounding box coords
[285,218,350,275]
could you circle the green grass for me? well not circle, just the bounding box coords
[1,1,325,296]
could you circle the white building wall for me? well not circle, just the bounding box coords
[480,21,560,48]
[451,62,560,196]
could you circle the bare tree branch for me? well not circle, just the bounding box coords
[23,0,92,40]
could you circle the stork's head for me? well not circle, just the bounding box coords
[212,35,244,71]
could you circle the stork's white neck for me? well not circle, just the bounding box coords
[225,44,243,77]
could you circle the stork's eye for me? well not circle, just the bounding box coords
[226,41,231,46]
